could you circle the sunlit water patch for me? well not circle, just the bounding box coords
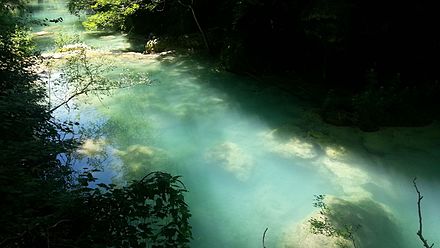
[31,1,440,247]
[70,54,440,247]
[29,0,143,52]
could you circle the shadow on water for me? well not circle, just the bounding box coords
[149,53,440,181]
[85,52,439,247]
[147,53,440,247]
[83,31,146,52]
[329,197,405,248]
[31,1,440,245]
[287,196,408,248]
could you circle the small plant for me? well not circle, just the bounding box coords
[54,32,81,50]
[309,195,361,248]
[71,171,192,248]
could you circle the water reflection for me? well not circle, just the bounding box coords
[59,52,440,247]
[31,1,440,247]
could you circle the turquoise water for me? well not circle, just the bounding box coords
[31,1,440,247]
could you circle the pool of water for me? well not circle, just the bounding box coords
[31,1,440,247]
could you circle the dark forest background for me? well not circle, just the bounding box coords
[1,0,439,247]
[69,0,440,131]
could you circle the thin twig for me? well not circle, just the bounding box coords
[47,219,72,248]
[48,219,72,230]
[413,177,434,248]
[177,0,211,52]
[48,87,89,113]
[262,227,268,248]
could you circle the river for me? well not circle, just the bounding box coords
[30,1,440,247]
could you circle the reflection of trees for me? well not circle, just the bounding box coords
[45,49,151,114]
[75,110,175,182]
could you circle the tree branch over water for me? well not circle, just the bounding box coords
[413,177,434,248]
[46,49,150,113]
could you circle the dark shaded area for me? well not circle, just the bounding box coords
[135,53,440,182]
[69,0,440,130]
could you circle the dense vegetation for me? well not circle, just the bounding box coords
[69,0,440,130]
[1,0,438,247]
[0,1,191,247]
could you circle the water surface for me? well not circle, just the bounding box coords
[31,1,440,247]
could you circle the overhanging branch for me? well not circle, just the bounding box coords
[413,177,434,248]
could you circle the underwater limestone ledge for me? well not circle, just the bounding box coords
[41,44,173,61]
[259,128,319,160]
[111,144,171,180]
[205,141,254,181]
[281,196,405,248]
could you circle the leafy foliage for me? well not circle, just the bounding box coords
[1,2,192,247]
[69,171,192,248]
[68,0,440,128]
[69,0,156,30]
[1,1,75,246]
[54,32,82,50]
[301,0,352,45]
[309,195,361,248]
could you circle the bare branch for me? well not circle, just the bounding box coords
[46,50,150,114]
[413,177,434,248]
[177,0,210,52]
[262,227,268,248]
[48,219,72,230]
[48,87,90,113]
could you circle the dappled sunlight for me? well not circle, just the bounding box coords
[65,67,440,247]
[282,220,345,248]
[324,146,347,160]
[257,123,387,199]
[205,142,254,181]
[41,16,440,247]
[321,157,371,197]
[319,143,391,199]
[27,1,440,247]
[275,138,318,159]
[260,129,319,160]
[259,126,375,197]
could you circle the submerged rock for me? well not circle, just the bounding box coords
[33,31,52,37]
[58,43,89,52]
[282,196,404,248]
[206,142,254,181]
[260,129,318,160]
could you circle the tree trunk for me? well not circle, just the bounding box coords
[178,0,211,53]
[188,5,211,53]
